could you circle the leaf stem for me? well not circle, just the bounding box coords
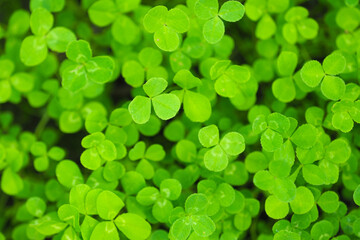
[35,112,49,138]
[289,164,303,182]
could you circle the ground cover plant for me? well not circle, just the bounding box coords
[1,0,360,239]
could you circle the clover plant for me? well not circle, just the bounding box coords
[2,0,360,240]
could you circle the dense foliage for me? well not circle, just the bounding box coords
[0,0,360,239]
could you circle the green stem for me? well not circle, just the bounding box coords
[250,217,258,239]
[301,48,311,62]
[0,194,8,230]
[289,164,303,182]
[35,112,49,138]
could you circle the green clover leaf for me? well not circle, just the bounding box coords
[96,190,124,220]
[129,78,181,124]
[144,6,190,51]
[115,213,152,240]
[195,0,245,44]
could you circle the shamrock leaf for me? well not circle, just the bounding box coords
[129,77,181,124]
[144,6,190,51]
[199,124,245,172]
[194,0,245,44]
[88,0,141,45]
[61,40,115,92]
[20,8,76,66]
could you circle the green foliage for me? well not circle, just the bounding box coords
[283,6,319,44]
[115,213,152,240]
[143,6,189,51]
[317,191,339,213]
[0,1,359,240]
[169,193,216,239]
[289,186,314,214]
[80,132,117,170]
[96,190,124,220]
[136,178,182,223]
[265,195,289,219]
[194,0,245,43]
[20,7,76,66]
[300,60,325,88]
[272,51,297,102]
[62,40,115,92]
[128,77,181,124]
[199,124,245,172]
[26,197,47,217]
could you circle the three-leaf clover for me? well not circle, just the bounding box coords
[169,193,216,240]
[66,186,152,240]
[84,107,132,159]
[210,60,252,98]
[300,51,346,101]
[197,179,235,216]
[129,141,166,179]
[122,47,165,88]
[245,0,290,40]
[252,112,290,152]
[198,124,245,172]
[88,0,141,45]
[61,40,115,92]
[0,59,35,103]
[30,141,66,172]
[136,178,182,223]
[80,132,117,170]
[254,168,297,203]
[143,6,190,52]
[20,7,76,66]
[298,138,350,186]
[257,171,315,219]
[282,6,319,44]
[194,0,245,44]
[330,85,360,132]
[128,77,181,124]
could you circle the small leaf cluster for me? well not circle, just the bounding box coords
[2,0,360,240]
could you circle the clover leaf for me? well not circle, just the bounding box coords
[96,190,124,220]
[211,60,252,98]
[136,178,182,222]
[61,40,115,92]
[300,51,346,101]
[169,193,216,239]
[88,0,141,45]
[20,8,76,66]
[128,77,181,124]
[199,124,245,172]
[122,47,164,88]
[282,6,319,44]
[272,51,298,103]
[114,213,152,240]
[331,99,360,132]
[80,132,117,170]
[197,179,235,215]
[194,0,245,44]
[143,6,190,51]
